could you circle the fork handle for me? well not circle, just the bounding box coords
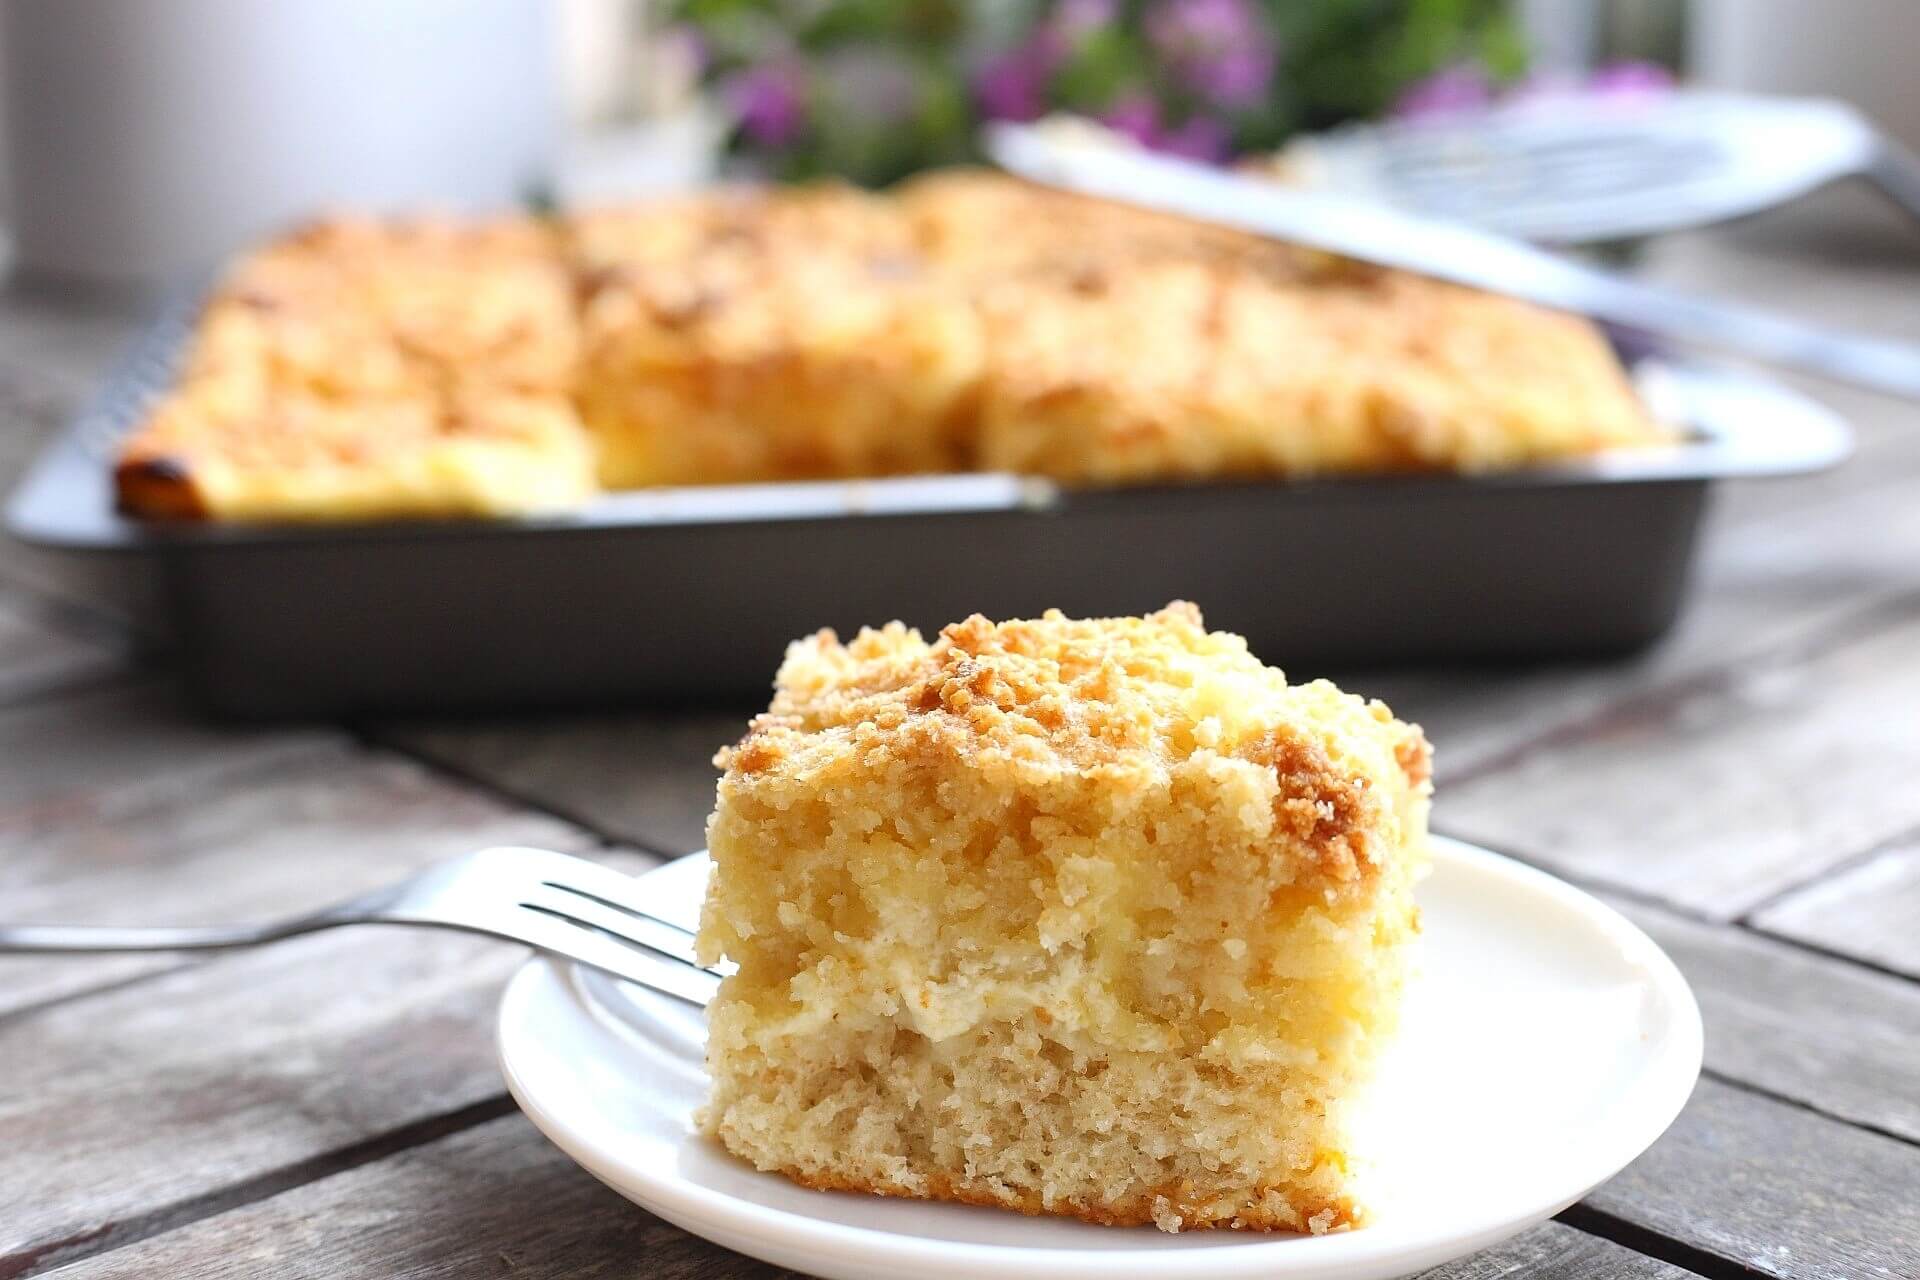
[0,919,335,952]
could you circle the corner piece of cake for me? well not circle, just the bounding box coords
[696,603,1431,1233]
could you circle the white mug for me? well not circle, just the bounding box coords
[1,0,558,288]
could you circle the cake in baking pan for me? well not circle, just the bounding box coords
[115,174,1665,521]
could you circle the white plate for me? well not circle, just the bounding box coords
[497,837,1701,1280]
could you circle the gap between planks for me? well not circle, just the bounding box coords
[1440,584,1920,792]
[1438,825,1920,992]
[349,720,705,862]
[1730,816,1920,926]
[0,1097,519,1280]
[1555,1203,1771,1280]
[1697,1068,1920,1153]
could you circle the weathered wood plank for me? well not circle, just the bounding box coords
[1434,598,1920,918]
[0,680,340,833]
[372,708,753,857]
[1416,1222,1690,1279]
[0,849,660,1270]
[1612,896,1920,1143]
[1581,1077,1920,1280]
[1752,835,1920,979]
[41,1113,797,1280]
[0,587,124,706]
[0,745,594,1015]
[0,929,518,1268]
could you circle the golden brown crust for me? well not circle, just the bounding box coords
[112,455,207,520]
[767,1158,1357,1233]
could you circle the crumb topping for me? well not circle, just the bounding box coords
[718,602,1428,882]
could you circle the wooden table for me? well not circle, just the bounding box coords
[3,235,1918,1280]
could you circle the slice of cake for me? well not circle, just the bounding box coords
[697,603,1431,1232]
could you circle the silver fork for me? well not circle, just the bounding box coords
[0,846,721,1007]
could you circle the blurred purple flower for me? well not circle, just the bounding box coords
[1200,46,1276,107]
[729,62,807,147]
[1158,115,1232,162]
[1099,93,1162,146]
[973,51,1045,121]
[1056,0,1118,37]
[1146,0,1258,48]
[1503,60,1676,116]
[1505,66,1583,107]
[972,28,1066,122]
[1587,60,1676,98]
[1391,64,1494,120]
[1146,0,1275,108]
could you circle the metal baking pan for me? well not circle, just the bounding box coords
[5,288,1852,719]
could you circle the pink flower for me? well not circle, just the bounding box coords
[1157,115,1232,162]
[1097,95,1230,164]
[1587,60,1676,99]
[1146,0,1275,109]
[1505,67,1584,107]
[1056,0,1118,37]
[729,62,806,147]
[1197,45,1275,108]
[1391,64,1494,121]
[1506,60,1678,115]
[973,30,1066,122]
[1146,0,1259,49]
[1099,93,1162,146]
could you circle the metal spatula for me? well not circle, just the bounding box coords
[986,120,1920,402]
[1273,91,1920,245]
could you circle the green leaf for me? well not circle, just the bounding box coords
[1051,25,1149,111]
